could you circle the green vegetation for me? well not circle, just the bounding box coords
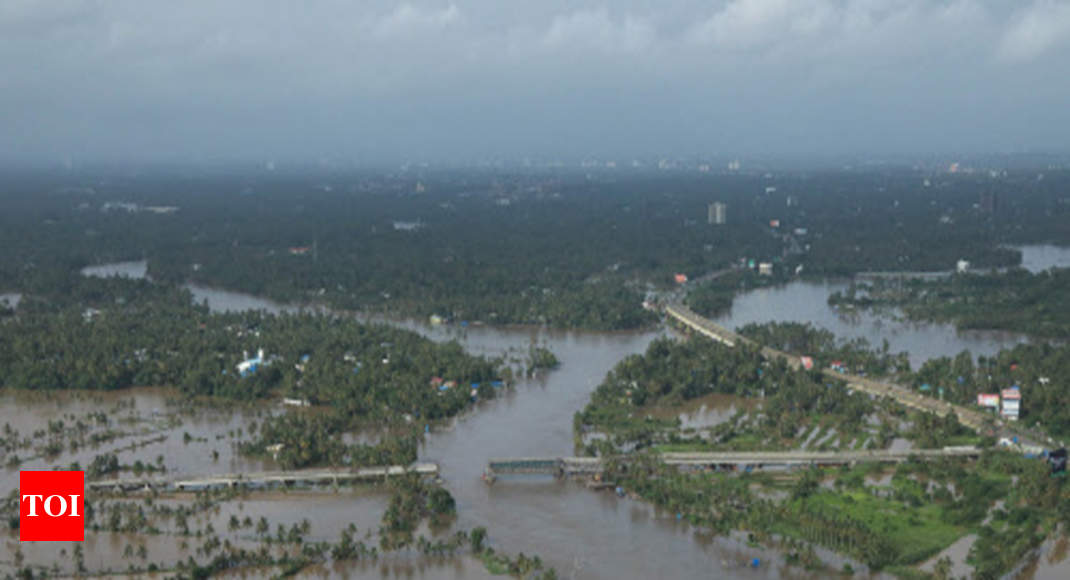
[685,268,794,318]
[580,326,1070,577]
[828,267,1070,338]
[0,276,505,469]
[6,168,1068,331]
[379,474,457,550]
[479,548,556,578]
[907,343,1070,439]
[576,332,904,453]
[526,345,560,375]
[602,446,1069,575]
[4,167,1070,577]
[1,479,555,579]
[737,321,911,376]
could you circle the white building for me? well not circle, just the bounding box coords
[707,202,727,225]
[237,348,266,376]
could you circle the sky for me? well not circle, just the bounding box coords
[2,0,1069,165]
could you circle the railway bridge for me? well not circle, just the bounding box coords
[88,462,439,493]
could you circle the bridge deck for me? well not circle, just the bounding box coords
[89,462,438,492]
[485,448,979,478]
[665,302,994,434]
[661,447,980,465]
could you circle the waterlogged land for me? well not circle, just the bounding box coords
[579,327,1070,579]
[828,266,1070,339]
[6,168,1070,331]
[2,163,1070,578]
[0,272,564,578]
[3,273,1068,578]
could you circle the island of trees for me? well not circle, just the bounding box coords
[576,325,1069,578]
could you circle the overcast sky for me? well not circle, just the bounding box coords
[2,0,1069,165]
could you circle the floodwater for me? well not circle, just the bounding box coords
[1013,244,1070,274]
[919,533,976,578]
[0,292,20,310]
[647,393,757,432]
[1018,535,1070,580]
[4,248,1069,578]
[714,279,1029,370]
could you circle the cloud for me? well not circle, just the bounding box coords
[685,0,835,52]
[541,9,655,55]
[373,3,461,38]
[0,1,1068,162]
[999,0,1070,63]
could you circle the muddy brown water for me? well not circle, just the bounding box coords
[5,248,1070,578]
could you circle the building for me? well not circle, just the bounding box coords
[707,202,727,225]
[393,220,424,232]
[1001,387,1021,421]
[979,192,997,214]
[956,259,970,273]
[237,348,267,377]
[758,263,774,276]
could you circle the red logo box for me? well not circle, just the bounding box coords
[20,471,84,542]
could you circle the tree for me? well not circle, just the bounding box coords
[470,526,487,552]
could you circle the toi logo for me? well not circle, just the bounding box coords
[20,471,84,542]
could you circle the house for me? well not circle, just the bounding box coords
[237,348,268,377]
[393,220,424,232]
[758,263,774,276]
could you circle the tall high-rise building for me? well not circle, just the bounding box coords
[979,192,997,214]
[708,202,727,225]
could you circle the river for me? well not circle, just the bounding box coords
[4,246,1069,578]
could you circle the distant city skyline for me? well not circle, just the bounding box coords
[2,1,1069,164]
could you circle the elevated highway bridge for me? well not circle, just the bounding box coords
[664,302,995,435]
[486,447,982,480]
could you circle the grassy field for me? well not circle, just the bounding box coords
[781,489,966,564]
